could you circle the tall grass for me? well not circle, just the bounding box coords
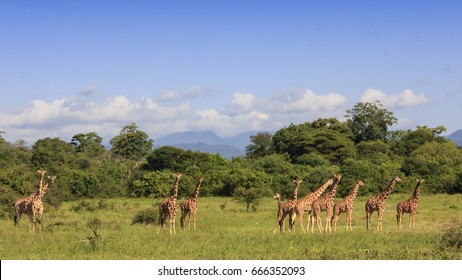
[0,194,461,260]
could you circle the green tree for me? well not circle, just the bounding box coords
[32,137,75,171]
[401,141,462,193]
[345,101,398,143]
[71,132,105,157]
[246,132,273,158]
[110,123,153,178]
[110,123,153,160]
[294,128,355,165]
[390,125,447,156]
[130,170,177,198]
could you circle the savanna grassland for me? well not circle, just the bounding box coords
[1,194,461,260]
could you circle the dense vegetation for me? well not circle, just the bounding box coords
[1,101,462,218]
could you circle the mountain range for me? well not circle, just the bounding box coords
[154,131,262,159]
[447,129,462,146]
[153,129,462,159]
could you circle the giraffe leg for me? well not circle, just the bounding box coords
[377,210,383,231]
[289,211,296,232]
[180,207,186,229]
[297,211,306,233]
[315,212,323,233]
[192,210,197,230]
[365,210,371,231]
[346,210,352,231]
[325,210,332,233]
[410,211,415,229]
[397,210,403,229]
[14,208,21,226]
[188,211,191,230]
[305,212,310,233]
[331,214,337,232]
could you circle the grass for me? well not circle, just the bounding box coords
[0,194,461,260]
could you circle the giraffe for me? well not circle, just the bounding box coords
[180,175,204,230]
[365,175,403,231]
[291,176,335,233]
[310,173,342,233]
[13,170,53,230]
[331,180,365,232]
[272,193,291,234]
[273,178,302,233]
[396,179,424,229]
[37,169,47,189]
[31,175,56,227]
[157,172,182,235]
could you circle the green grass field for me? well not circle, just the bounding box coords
[1,194,461,260]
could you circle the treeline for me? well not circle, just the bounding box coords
[1,101,461,216]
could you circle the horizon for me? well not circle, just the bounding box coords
[1,1,461,145]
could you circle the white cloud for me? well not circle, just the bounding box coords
[360,88,429,108]
[1,86,432,145]
[266,89,347,113]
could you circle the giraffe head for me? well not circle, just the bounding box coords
[293,178,302,185]
[198,175,204,183]
[334,173,342,182]
[174,172,183,179]
[357,180,365,188]
[40,175,56,196]
[37,169,47,176]
[273,193,281,200]
[417,178,424,184]
[394,176,403,183]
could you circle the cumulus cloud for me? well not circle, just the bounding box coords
[360,88,429,108]
[0,87,354,143]
[267,89,347,113]
[7,86,438,145]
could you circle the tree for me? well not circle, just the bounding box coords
[110,123,153,178]
[110,123,153,160]
[71,132,105,157]
[246,132,273,158]
[401,141,462,193]
[390,125,447,156]
[32,137,75,170]
[345,101,398,143]
[294,128,355,165]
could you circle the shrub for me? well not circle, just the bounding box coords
[131,208,158,225]
[440,222,462,251]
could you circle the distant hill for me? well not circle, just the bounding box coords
[447,129,462,146]
[153,130,270,159]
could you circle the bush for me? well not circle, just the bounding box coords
[440,222,462,251]
[131,208,158,225]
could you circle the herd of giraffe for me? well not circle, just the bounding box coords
[13,169,423,235]
[13,169,56,231]
[273,174,425,233]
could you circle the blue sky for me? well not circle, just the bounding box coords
[1,0,461,145]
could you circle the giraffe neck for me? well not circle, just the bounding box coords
[301,178,334,202]
[172,176,181,199]
[411,181,423,202]
[346,182,361,201]
[328,179,339,198]
[290,181,301,200]
[190,179,202,199]
[38,177,55,199]
[38,172,46,189]
[380,178,397,200]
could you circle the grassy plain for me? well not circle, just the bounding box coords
[1,194,461,260]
